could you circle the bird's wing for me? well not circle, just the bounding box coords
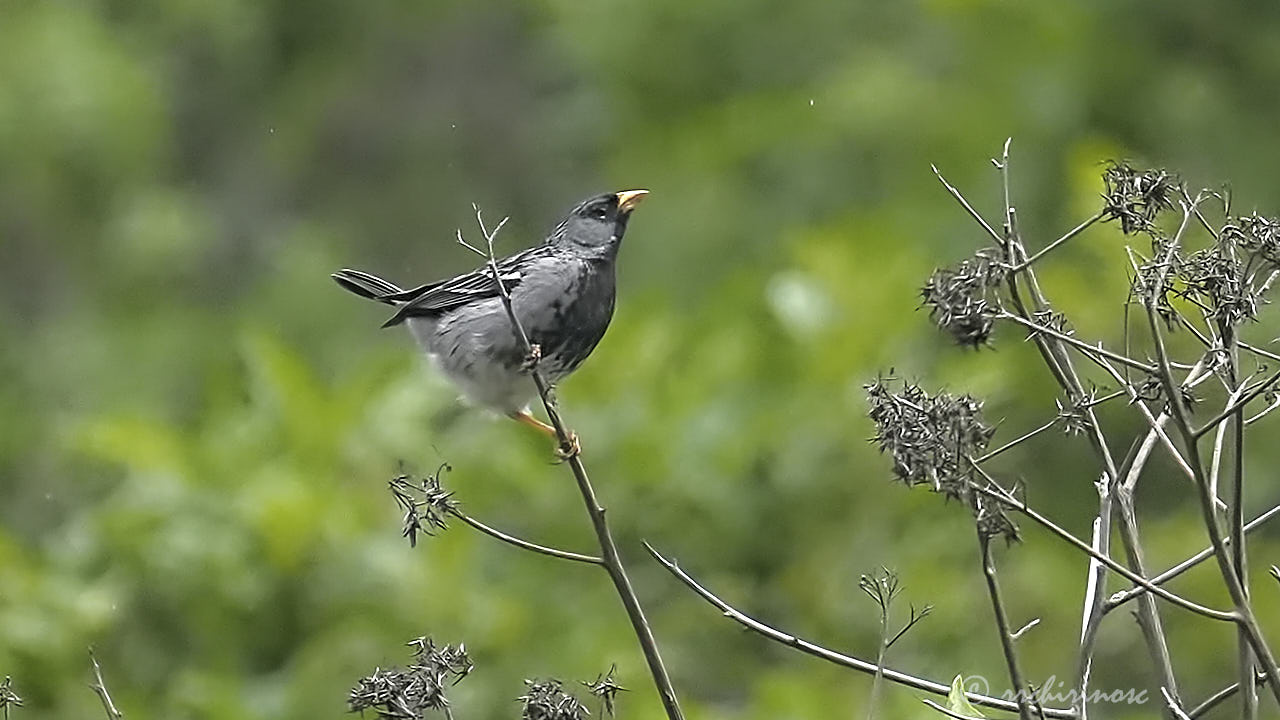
[378,246,548,328]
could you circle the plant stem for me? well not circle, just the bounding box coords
[975,527,1033,720]
[1107,503,1280,610]
[1224,324,1257,720]
[469,208,684,720]
[643,542,1077,719]
[450,510,603,565]
[1142,208,1280,707]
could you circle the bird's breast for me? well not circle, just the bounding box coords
[517,258,617,378]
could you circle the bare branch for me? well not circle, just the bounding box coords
[643,542,1076,719]
[996,311,1156,374]
[1012,211,1106,272]
[976,529,1033,720]
[974,417,1059,464]
[1107,503,1280,610]
[89,650,123,720]
[969,479,1235,622]
[931,164,1005,246]
[1012,618,1041,641]
[1192,367,1280,438]
[1142,201,1280,706]
[451,511,603,565]
[463,206,685,720]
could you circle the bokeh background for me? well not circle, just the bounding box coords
[4,1,1280,718]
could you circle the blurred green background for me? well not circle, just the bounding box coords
[4,1,1280,718]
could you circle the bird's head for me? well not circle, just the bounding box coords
[552,189,648,253]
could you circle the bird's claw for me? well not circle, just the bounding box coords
[522,344,542,373]
[554,431,581,462]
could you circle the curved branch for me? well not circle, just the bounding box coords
[643,541,1076,719]
[451,510,603,565]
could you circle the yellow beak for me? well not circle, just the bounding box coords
[615,189,649,213]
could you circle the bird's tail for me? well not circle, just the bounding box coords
[331,269,404,305]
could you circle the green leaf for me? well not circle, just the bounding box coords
[947,675,986,718]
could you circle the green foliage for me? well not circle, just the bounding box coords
[2,1,1280,718]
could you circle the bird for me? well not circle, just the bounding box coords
[332,189,648,452]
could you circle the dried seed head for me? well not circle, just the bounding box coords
[867,376,1017,541]
[0,676,22,713]
[1178,245,1255,326]
[348,637,472,719]
[1224,213,1280,269]
[866,376,996,498]
[1054,397,1089,436]
[407,637,473,684]
[921,248,1007,347]
[1102,162,1178,235]
[1130,371,1199,413]
[583,666,627,717]
[976,495,1021,543]
[518,679,589,720]
[389,464,458,547]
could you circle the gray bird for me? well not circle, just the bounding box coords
[332,189,648,444]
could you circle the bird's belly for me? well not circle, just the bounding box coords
[412,303,534,414]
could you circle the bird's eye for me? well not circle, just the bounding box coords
[592,205,609,220]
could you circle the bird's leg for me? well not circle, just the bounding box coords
[510,410,581,460]
[511,409,556,437]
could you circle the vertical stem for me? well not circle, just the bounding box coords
[1224,326,1256,720]
[1075,481,1112,720]
[472,211,685,720]
[977,527,1034,720]
[989,146,1178,714]
[1114,490,1180,705]
[866,627,888,720]
[1143,222,1280,707]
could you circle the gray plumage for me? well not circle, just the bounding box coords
[333,190,647,416]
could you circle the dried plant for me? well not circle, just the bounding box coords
[0,677,21,720]
[645,142,1280,720]
[517,679,590,720]
[348,636,472,719]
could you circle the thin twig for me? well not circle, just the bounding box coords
[996,311,1156,374]
[1012,211,1106,271]
[643,542,1076,719]
[450,510,603,565]
[969,478,1235,622]
[464,206,684,720]
[1192,367,1280,439]
[89,650,123,720]
[1106,503,1280,611]
[982,145,1168,715]
[974,417,1059,464]
[1160,687,1193,720]
[1222,320,1258,720]
[0,676,21,720]
[976,527,1033,720]
[931,164,1005,245]
[1011,618,1041,641]
[1187,669,1273,719]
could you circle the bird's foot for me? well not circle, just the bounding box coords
[554,431,581,462]
[521,344,542,373]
